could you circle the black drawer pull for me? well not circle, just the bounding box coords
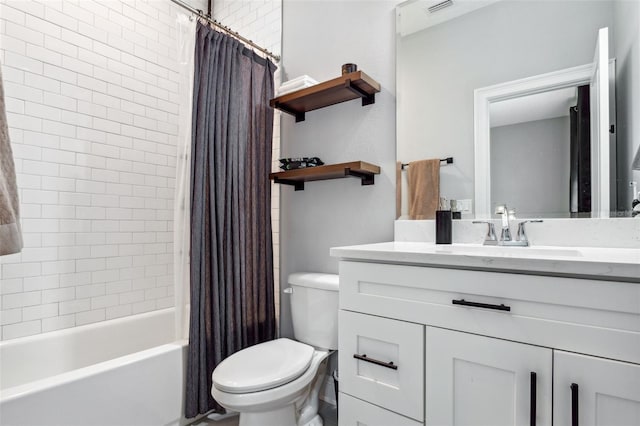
[353,354,398,370]
[452,299,511,311]
[571,383,579,426]
[530,372,537,426]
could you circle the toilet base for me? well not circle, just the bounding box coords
[302,413,323,426]
[237,407,323,426]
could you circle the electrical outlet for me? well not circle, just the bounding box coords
[457,199,472,212]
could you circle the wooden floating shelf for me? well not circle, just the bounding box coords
[269,161,381,191]
[270,71,381,122]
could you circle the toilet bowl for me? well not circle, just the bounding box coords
[211,273,339,426]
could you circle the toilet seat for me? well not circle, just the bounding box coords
[212,338,314,394]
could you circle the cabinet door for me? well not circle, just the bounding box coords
[554,351,640,426]
[425,327,552,426]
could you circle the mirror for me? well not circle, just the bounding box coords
[396,0,640,219]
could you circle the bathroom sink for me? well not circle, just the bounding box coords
[434,244,583,258]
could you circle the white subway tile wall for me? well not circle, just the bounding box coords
[212,0,283,325]
[0,0,213,340]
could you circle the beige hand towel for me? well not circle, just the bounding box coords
[0,67,23,255]
[407,159,440,220]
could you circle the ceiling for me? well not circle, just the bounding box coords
[489,87,579,128]
[397,0,501,37]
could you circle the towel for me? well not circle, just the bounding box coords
[0,67,23,255]
[407,159,440,220]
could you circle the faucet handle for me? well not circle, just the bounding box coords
[516,220,543,243]
[472,220,497,245]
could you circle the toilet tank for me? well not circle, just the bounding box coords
[287,272,339,350]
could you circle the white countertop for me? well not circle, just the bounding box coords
[330,242,640,282]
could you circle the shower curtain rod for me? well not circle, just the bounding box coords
[169,0,281,62]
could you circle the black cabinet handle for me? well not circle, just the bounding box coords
[530,372,537,426]
[571,383,579,426]
[353,354,398,370]
[452,299,511,311]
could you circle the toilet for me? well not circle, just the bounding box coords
[211,272,339,426]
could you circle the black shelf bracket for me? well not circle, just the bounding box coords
[345,168,375,185]
[274,178,305,191]
[344,79,375,106]
[273,101,306,122]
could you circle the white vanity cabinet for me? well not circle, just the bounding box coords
[336,259,640,426]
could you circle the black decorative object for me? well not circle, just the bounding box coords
[436,210,452,244]
[342,63,357,74]
[436,197,452,244]
[279,157,324,171]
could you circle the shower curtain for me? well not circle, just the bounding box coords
[185,22,277,417]
[175,13,196,342]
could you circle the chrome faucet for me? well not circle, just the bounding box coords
[494,205,513,242]
[474,205,543,246]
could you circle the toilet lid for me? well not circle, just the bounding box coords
[212,338,315,393]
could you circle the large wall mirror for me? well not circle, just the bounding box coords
[396,0,640,219]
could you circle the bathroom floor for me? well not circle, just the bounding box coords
[190,402,338,426]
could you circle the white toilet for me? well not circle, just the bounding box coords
[211,272,339,426]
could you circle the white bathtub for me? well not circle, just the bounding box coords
[0,308,189,426]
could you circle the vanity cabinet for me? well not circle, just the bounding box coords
[336,260,640,426]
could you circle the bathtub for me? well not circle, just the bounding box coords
[0,308,189,426]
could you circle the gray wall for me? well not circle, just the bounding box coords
[397,0,614,204]
[279,0,397,337]
[613,0,640,211]
[491,117,570,217]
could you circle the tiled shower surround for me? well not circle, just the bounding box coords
[0,0,281,340]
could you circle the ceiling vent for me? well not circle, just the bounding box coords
[427,0,454,13]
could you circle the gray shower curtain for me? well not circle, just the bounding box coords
[185,23,277,417]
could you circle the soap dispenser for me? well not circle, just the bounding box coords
[436,197,452,244]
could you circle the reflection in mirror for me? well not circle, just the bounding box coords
[474,59,614,219]
[396,0,640,219]
[490,86,585,218]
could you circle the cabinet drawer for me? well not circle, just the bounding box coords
[340,260,640,364]
[338,392,422,426]
[339,311,424,421]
